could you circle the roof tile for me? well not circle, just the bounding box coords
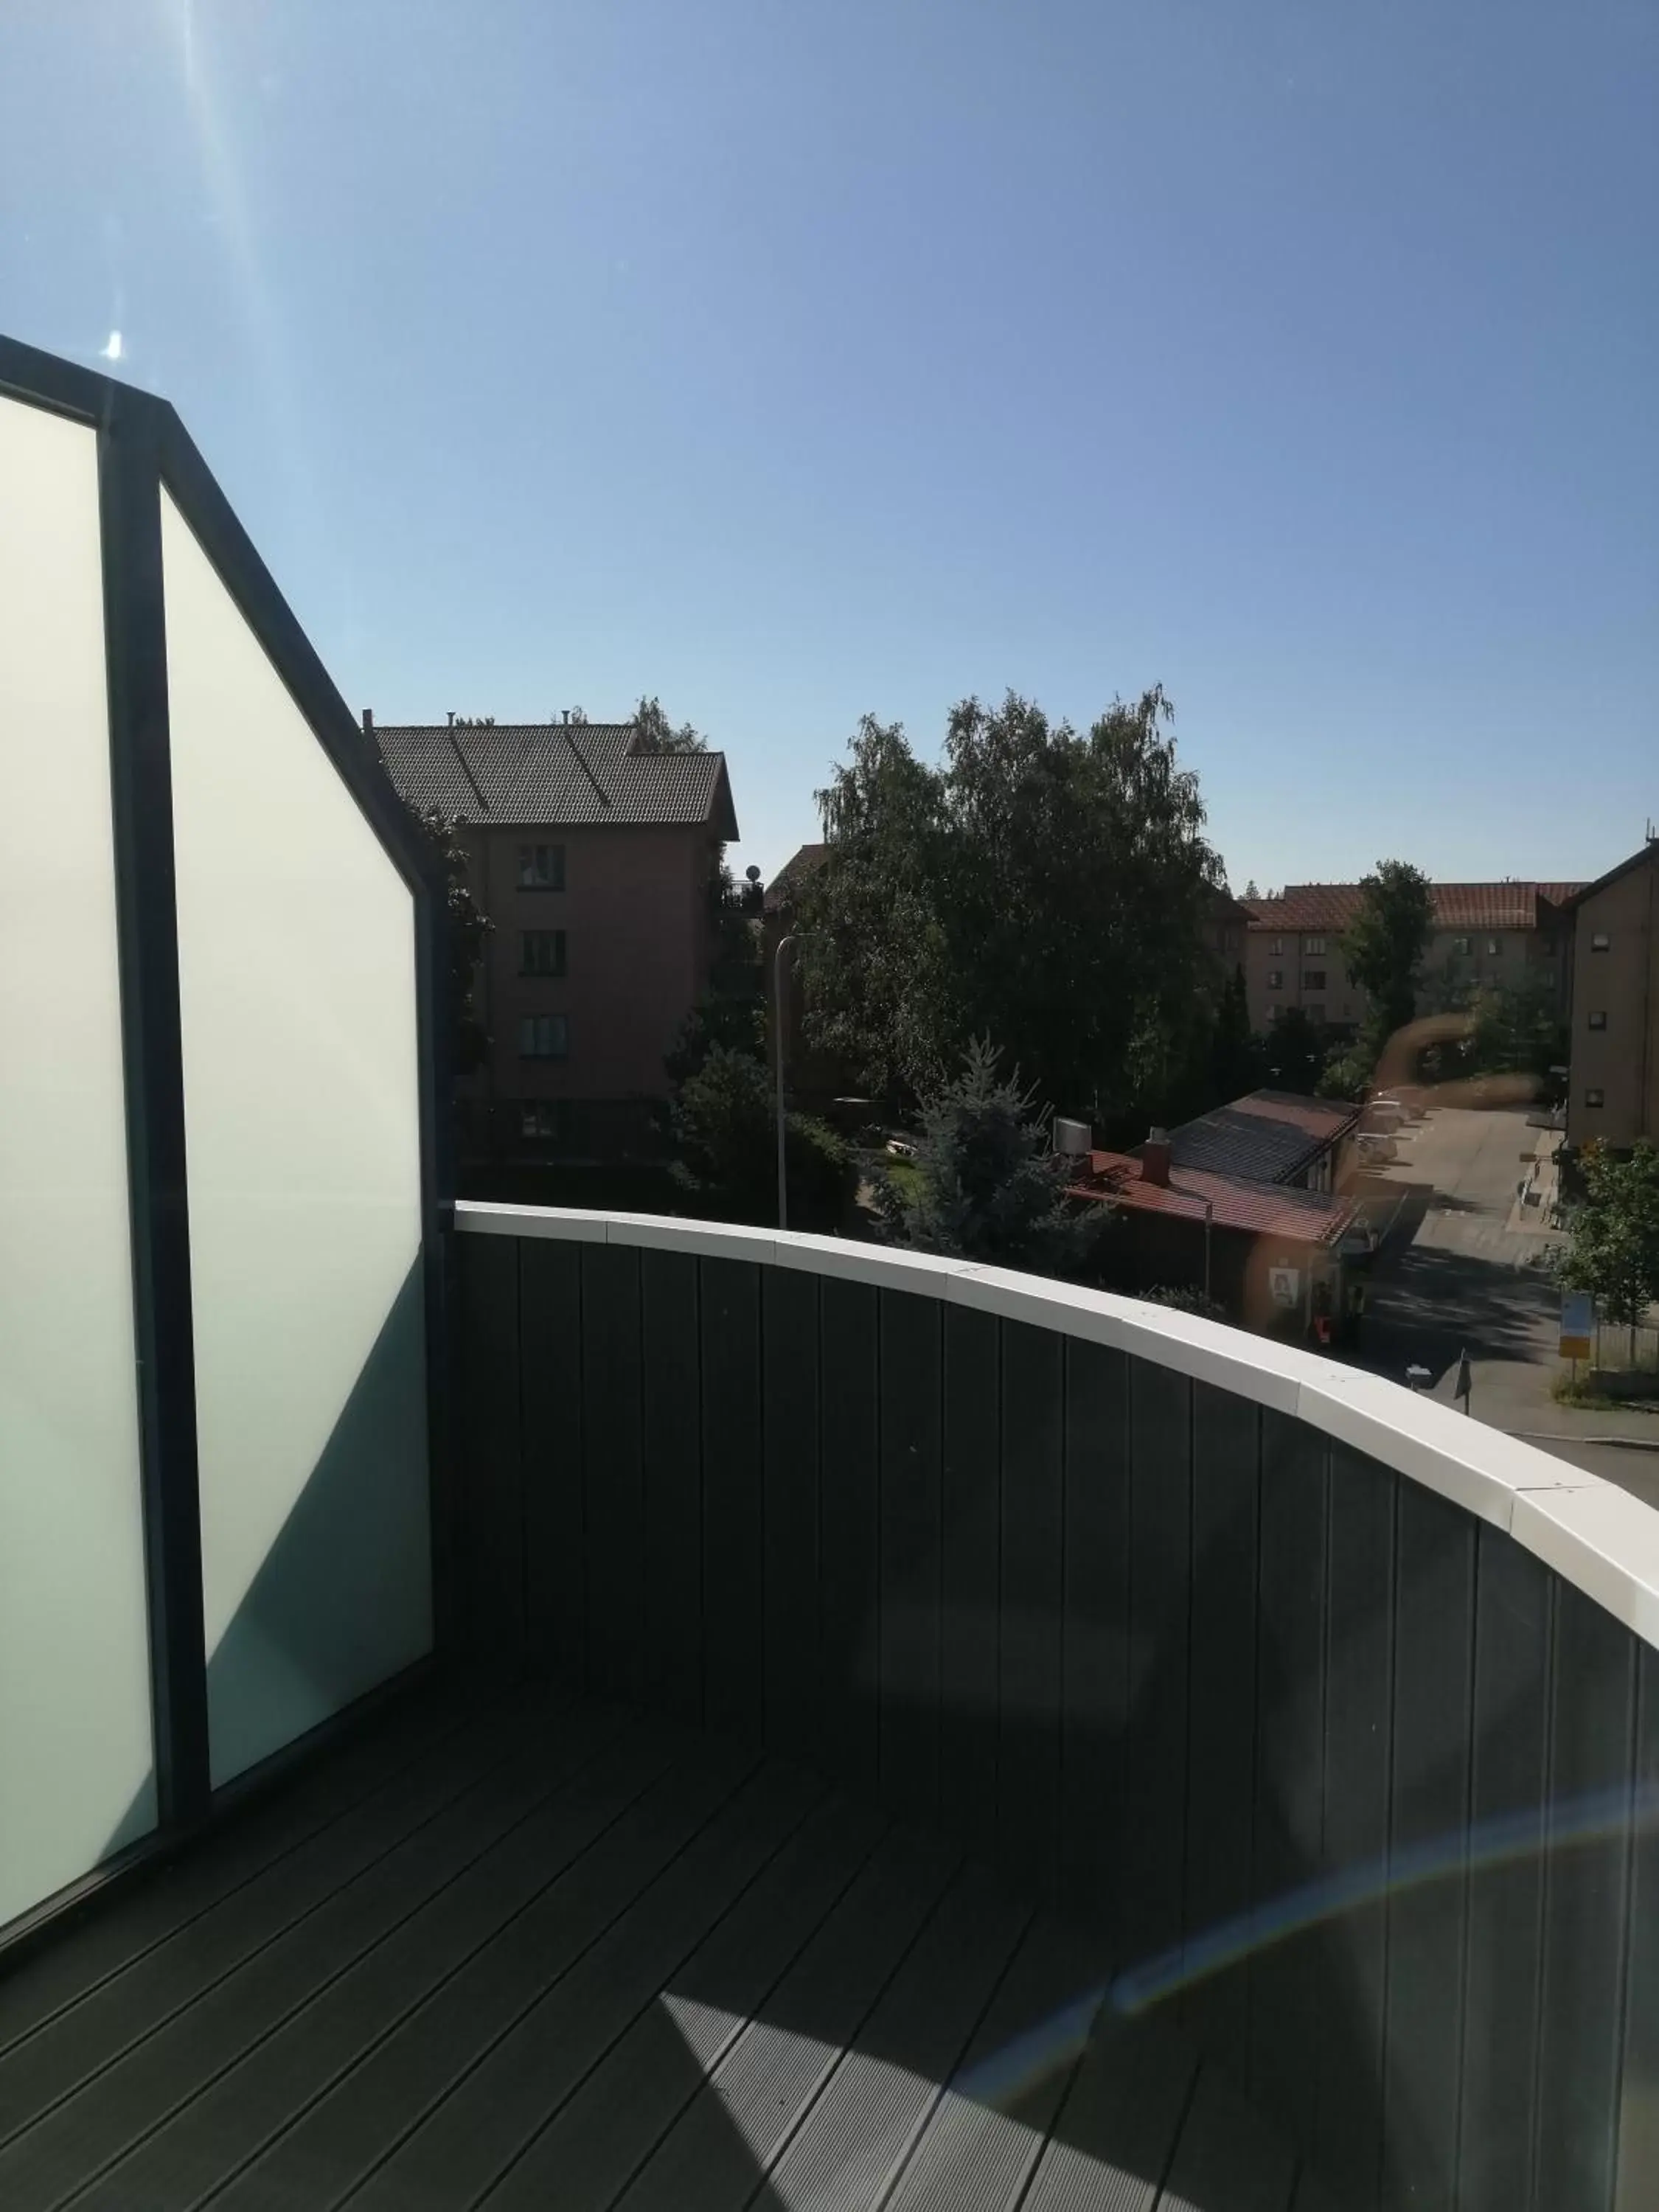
[375,722,738,834]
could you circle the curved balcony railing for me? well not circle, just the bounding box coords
[453,1202,1659,2212]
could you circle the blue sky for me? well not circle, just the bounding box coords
[3,0,1655,891]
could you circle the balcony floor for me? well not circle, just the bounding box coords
[0,1677,1324,2212]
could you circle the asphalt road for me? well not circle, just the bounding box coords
[1352,1106,1659,1497]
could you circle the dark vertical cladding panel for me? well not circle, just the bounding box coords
[1535,1584,1637,2212]
[762,1266,820,1753]
[700,1257,764,1739]
[640,1248,703,1726]
[940,1306,1001,1865]
[454,1232,524,1662]
[998,1321,1065,1896]
[1060,1340,1130,1923]
[578,1242,644,1703]
[1183,1382,1260,2066]
[819,1277,880,1798]
[1615,1644,1659,2211]
[1249,1411,1328,2149]
[877,1290,943,1825]
[518,1236,585,1682]
[1316,1446,1395,2212]
[1382,1484,1475,2212]
[1458,1531,1549,2212]
[1121,1356,1192,1972]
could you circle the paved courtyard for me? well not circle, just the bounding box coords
[1352,1105,1659,1500]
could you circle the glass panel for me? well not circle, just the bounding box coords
[0,395,156,1922]
[161,491,430,1787]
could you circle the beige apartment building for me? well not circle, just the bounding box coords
[1239,882,1581,1036]
[373,713,738,1160]
[1562,837,1659,1151]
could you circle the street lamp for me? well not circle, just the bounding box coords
[1168,1175,1213,1303]
[773,931,818,1230]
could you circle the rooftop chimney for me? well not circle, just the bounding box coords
[447,711,455,727]
[1141,1127,1172,1187]
[361,707,373,735]
[562,709,570,724]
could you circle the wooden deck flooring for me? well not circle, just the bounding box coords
[0,1677,1321,2212]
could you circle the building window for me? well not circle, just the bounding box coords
[1303,936,1326,956]
[1304,969,1327,991]
[1485,937,1500,956]
[519,1014,568,1059]
[1305,1004,1326,1026]
[1585,1088,1605,1108]
[1587,1010,1607,1030]
[1591,931,1610,951]
[521,1102,564,1139]
[1269,937,1283,956]
[1267,970,1283,990]
[520,928,566,977]
[1452,936,1472,956]
[518,842,566,890]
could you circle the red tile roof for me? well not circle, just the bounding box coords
[1242,882,1585,933]
[1070,1153,1357,1246]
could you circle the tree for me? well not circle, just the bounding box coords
[1211,964,1260,1100]
[668,1043,853,1229]
[1241,879,1261,901]
[1340,861,1434,1053]
[1261,1007,1329,1094]
[403,804,492,1074]
[1556,1141,1659,1349]
[633,695,708,754]
[878,1038,1110,1276]
[798,687,1225,1121]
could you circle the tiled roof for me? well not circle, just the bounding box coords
[1242,882,1585,933]
[375,722,738,836]
[1163,1089,1358,1184]
[1071,1152,1357,1245]
[764,842,829,913]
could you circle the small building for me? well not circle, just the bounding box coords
[1067,1093,1368,1336]
[1158,1087,1360,1194]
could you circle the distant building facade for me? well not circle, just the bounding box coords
[1562,838,1659,1152]
[1239,882,1582,1037]
[373,714,738,1161]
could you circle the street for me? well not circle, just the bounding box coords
[1351,1105,1659,1498]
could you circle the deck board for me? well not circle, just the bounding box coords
[0,1679,1310,2212]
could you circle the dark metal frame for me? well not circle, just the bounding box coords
[0,334,453,1926]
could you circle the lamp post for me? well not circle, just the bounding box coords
[772,931,817,1230]
[1169,1177,1213,1302]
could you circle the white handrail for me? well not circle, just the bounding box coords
[455,1202,1659,1652]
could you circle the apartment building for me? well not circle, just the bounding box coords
[374,713,738,1158]
[1240,881,1582,1035]
[1562,836,1659,1151]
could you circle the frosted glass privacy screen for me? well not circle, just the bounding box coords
[161,490,431,1787]
[0,396,157,1920]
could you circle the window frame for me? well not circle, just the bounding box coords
[517,841,566,892]
[1303,968,1327,992]
[1267,969,1283,990]
[518,927,567,978]
[1302,935,1326,956]
[518,1012,569,1060]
